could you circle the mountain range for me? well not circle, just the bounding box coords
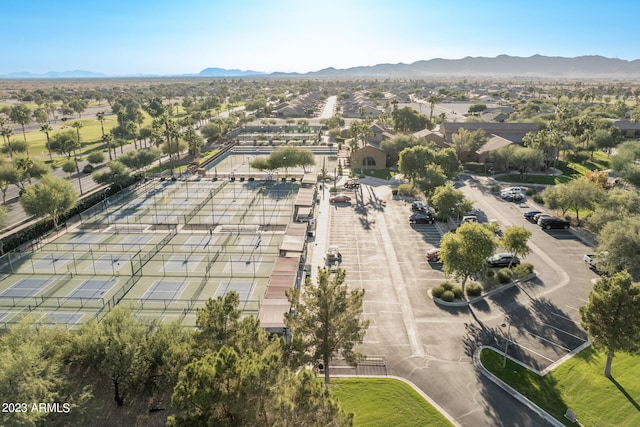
[4,55,640,79]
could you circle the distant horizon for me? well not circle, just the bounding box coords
[4,53,640,78]
[4,0,640,76]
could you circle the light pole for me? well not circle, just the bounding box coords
[502,320,511,368]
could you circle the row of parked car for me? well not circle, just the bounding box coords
[523,209,570,229]
[426,248,520,268]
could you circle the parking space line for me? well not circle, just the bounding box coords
[521,329,572,352]
[509,340,557,363]
[564,305,580,312]
[550,311,574,321]
[541,322,587,341]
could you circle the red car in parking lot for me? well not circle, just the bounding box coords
[330,194,351,203]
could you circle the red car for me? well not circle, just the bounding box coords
[330,194,351,203]
[426,248,441,262]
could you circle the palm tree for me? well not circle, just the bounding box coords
[102,134,114,160]
[71,122,84,195]
[15,156,34,184]
[96,111,106,139]
[40,124,53,160]
[9,104,31,143]
[427,94,440,122]
[1,127,14,159]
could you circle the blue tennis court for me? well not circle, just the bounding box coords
[182,235,218,249]
[0,278,53,299]
[223,256,263,274]
[88,254,131,272]
[66,279,117,300]
[214,281,255,301]
[32,253,74,271]
[122,235,154,246]
[141,280,188,301]
[42,312,85,325]
[162,255,204,273]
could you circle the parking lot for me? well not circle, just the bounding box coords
[327,175,598,426]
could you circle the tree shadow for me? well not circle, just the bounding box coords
[610,376,640,411]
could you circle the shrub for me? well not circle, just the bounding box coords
[433,281,463,301]
[230,177,235,182]
[497,268,513,284]
[486,269,495,278]
[463,162,486,173]
[248,177,255,181]
[525,188,537,196]
[392,189,398,196]
[512,262,534,278]
[490,184,501,193]
[431,286,445,299]
[440,290,455,302]
[466,281,484,297]
[290,177,296,182]
[396,183,415,197]
[281,177,286,182]
[82,164,94,174]
[532,193,544,204]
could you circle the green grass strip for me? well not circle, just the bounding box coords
[481,347,640,427]
[332,377,454,427]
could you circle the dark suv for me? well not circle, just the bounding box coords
[538,217,570,229]
[411,200,429,212]
[487,253,520,268]
[409,212,435,224]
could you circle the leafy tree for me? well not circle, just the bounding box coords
[0,162,21,204]
[392,106,430,132]
[50,129,79,158]
[468,103,487,114]
[434,147,463,179]
[250,146,315,174]
[416,164,447,196]
[0,318,78,427]
[500,226,532,267]
[597,217,640,280]
[430,182,472,221]
[452,128,487,158]
[398,145,435,183]
[440,222,496,293]
[286,267,369,386]
[86,151,106,165]
[92,161,132,190]
[560,179,605,224]
[62,158,77,176]
[586,189,640,233]
[380,134,426,166]
[21,175,77,227]
[579,271,640,377]
[9,104,31,142]
[74,306,188,407]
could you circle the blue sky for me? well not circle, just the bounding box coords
[3,0,640,75]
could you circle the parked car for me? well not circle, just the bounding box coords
[523,209,542,220]
[462,215,478,223]
[426,248,441,262]
[411,200,429,212]
[503,192,525,202]
[533,212,551,222]
[502,186,526,194]
[538,217,570,229]
[487,253,520,268]
[410,212,435,224]
[344,179,360,189]
[330,194,351,203]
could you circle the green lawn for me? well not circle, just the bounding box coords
[331,378,454,427]
[481,347,640,427]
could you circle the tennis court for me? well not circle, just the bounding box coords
[0,151,323,328]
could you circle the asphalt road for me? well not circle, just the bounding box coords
[327,175,597,426]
